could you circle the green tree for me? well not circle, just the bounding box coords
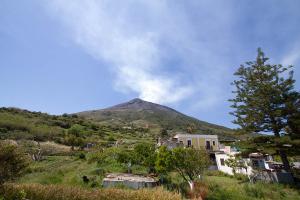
[230,48,298,170]
[159,128,169,138]
[64,134,84,150]
[65,124,85,150]
[0,142,30,185]
[285,91,300,138]
[133,143,156,173]
[155,146,173,174]
[68,124,84,137]
[171,147,210,190]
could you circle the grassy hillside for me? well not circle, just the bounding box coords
[77,98,236,140]
[0,98,239,142]
[0,107,154,147]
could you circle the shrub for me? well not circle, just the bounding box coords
[82,176,89,184]
[234,174,248,182]
[78,152,86,160]
[0,142,30,185]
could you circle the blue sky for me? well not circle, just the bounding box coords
[0,0,299,128]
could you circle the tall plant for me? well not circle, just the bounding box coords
[230,48,298,170]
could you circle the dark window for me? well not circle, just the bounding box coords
[220,158,225,166]
[206,141,211,150]
[187,140,192,147]
[252,160,259,168]
[213,141,215,146]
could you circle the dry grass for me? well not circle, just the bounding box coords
[39,141,71,153]
[2,183,181,200]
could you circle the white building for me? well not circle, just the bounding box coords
[215,146,251,176]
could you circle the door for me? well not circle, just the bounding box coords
[187,140,192,147]
[206,141,211,150]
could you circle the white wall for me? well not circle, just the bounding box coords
[215,153,234,175]
[215,153,252,176]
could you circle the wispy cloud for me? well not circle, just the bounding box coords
[281,44,300,67]
[44,0,234,107]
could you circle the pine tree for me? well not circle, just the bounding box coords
[230,48,298,171]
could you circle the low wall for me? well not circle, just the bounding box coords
[255,172,294,184]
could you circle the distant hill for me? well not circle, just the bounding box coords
[77,98,236,140]
[0,107,154,145]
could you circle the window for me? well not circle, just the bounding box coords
[252,160,259,168]
[187,140,192,147]
[206,141,211,150]
[220,158,225,166]
[213,141,215,146]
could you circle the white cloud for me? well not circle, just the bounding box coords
[281,46,300,66]
[44,0,234,107]
[44,0,196,104]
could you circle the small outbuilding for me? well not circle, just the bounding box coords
[102,173,158,189]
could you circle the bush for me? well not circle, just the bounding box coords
[78,152,86,160]
[0,142,30,185]
[2,183,181,200]
[234,174,248,182]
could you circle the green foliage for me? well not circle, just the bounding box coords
[159,128,169,138]
[0,142,30,185]
[68,124,84,136]
[171,148,210,184]
[77,98,235,139]
[155,146,173,174]
[204,176,300,200]
[0,108,154,149]
[224,155,247,175]
[230,48,299,170]
[230,48,297,135]
[155,147,210,187]
[285,91,300,138]
[133,143,156,173]
[237,135,300,157]
[64,134,84,150]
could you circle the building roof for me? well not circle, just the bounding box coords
[173,134,218,139]
[103,173,157,183]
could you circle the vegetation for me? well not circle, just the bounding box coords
[230,48,300,170]
[0,63,299,199]
[0,107,154,149]
[155,146,210,190]
[224,155,247,175]
[77,98,236,140]
[0,141,30,185]
[1,183,181,200]
[204,175,300,200]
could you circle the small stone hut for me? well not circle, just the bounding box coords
[102,173,158,189]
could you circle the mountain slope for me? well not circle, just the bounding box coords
[77,98,235,139]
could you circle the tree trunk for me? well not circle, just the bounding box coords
[188,180,194,191]
[278,149,291,172]
[273,128,291,172]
